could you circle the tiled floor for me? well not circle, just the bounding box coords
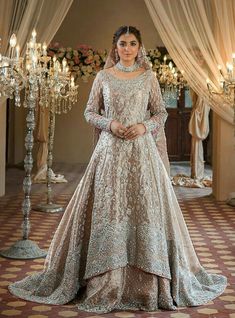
[0,163,234,317]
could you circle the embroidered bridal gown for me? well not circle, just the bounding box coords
[9,69,227,313]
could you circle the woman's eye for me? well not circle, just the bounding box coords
[131,42,137,46]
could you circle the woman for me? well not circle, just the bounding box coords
[9,25,227,313]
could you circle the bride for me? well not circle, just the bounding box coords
[9,25,227,313]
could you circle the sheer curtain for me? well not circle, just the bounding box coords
[0,1,16,196]
[144,0,234,124]
[0,0,74,195]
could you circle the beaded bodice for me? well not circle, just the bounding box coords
[84,69,168,135]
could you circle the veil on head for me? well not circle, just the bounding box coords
[103,43,152,71]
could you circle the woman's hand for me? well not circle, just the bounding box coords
[110,120,128,138]
[123,123,146,140]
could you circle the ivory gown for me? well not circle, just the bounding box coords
[9,69,227,313]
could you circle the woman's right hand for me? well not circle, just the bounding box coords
[110,120,127,138]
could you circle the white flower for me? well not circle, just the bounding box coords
[87,65,92,73]
[81,65,87,72]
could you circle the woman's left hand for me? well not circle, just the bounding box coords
[123,123,146,140]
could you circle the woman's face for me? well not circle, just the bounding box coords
[116,33,140,65]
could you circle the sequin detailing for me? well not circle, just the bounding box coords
[9,69,227,313]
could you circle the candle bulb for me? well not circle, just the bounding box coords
[71,76,75,87]
[9,34,17,48]
[42,42,47,56]
[31,29,37,43]
[62,58,67,72]
[164,55,167,64]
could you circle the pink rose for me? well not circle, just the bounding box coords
[85,56,94,64]
[74,56,80,64]
[47,51,55,57]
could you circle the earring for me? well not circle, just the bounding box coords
[115,50,119,61]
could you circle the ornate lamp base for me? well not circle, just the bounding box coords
[0,239,47,259]
[34,203,64,213]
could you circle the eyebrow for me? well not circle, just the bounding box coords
[119,40,137,43]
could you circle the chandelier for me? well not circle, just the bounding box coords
[34,56,79,214]
[206,53,235,127]
[158,55,187,102]
[0,30,78,259]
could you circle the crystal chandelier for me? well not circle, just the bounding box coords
[206,53,235,128]
[0,30,78,259]
[158,55,187,102]
[34,57,79,214]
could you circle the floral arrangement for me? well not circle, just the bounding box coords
[47,42,107,82]
[47,43,184,84]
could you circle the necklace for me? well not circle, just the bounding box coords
[115,61,139,72]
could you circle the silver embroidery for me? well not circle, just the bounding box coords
[9,69,227,313]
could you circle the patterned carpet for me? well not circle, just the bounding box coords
[0,164,235,318]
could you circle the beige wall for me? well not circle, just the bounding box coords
[51,0,163,164]
[212,112,235,201]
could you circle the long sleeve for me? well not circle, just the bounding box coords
[142,72,168,133]
[84,71,113,132]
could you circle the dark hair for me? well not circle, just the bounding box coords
[112,25,142,47]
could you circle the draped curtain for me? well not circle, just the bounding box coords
[0,0,16,195]
[189,90,210,180]
[144,0,234,125]
[0,0,74,195]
